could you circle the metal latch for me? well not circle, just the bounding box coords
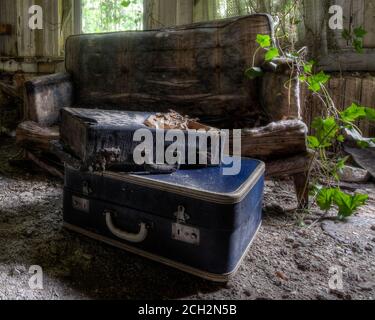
[174,206,190,224]
[72,196,90,213]
[172,206,199,245]
[172,223,200,246]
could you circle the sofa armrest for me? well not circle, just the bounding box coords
[240,120,308,160]
[24,73,73,127]
[261,58,302,122]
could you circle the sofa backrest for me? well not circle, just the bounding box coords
[65,14,274,128]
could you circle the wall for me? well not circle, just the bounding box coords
[301,0,375,136]
[0,0,76,73]
[304,74,375,138]
[303,0,375,71]
[144,0,193,29]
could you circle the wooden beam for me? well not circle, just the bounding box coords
[265,153,311,178]
[0,81,19,98]
[73,0,82,34]
[26,151,64,179]
[176,0,194,25]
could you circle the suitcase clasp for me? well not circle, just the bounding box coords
[174,206,190,224]
[82,181,92,196]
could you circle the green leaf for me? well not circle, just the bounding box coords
[341,27,367,53]
[265,47,280,61]
[337,157,349,171]
[341,103,367,122]
[316,188,336,211]
[311,117,339,148]
[307,136,320,149]
[353,38,364,53]
[315,188,369,217]
[306,71,330,92]
[121,0,131,7]
[333,190,368,218]
[256,34,271,48]
[333,156,350,180]
[245,67,264,80]
[357,140,370,149]
[303,60,315,74]
[365,108,375,121]
[341,103,375,122]
[354,26,367,38]
[337,135,345,143]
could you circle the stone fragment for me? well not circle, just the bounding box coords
[339,165,371,183]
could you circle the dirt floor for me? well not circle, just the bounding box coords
[0,136,374,300]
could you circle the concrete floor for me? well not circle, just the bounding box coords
[0,137,374,300]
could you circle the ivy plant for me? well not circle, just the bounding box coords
[342,26,368,53]
[246,33,374,220]
[245,34,280,79]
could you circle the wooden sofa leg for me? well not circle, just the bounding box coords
[293,173,309,209]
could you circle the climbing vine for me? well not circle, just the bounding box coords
[246,31,374,220]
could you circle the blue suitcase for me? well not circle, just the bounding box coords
[63,158,265,282]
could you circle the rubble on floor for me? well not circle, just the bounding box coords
[0,137,374,300]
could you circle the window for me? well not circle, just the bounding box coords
[82,0,143,33]
[194,0,302,48]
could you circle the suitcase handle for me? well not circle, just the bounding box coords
[105,211,148,243]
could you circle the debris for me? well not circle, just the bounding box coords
[92,148,121,172]
[295,258,310,271]
[344,146,375,179]
[225,282,234,290]
[264,203,285,215]
[293,240,308,249]
[329,289,345,299]
[1,137,375,300]
[276,271,288,281]
[243,289,252,297]
[351,243,362,254]
[339,165,371,183]
[285,236,295,244]
[24,228,34,238]
[358,282,375,292]
[144,110,206,130]
[322,216,375,248]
